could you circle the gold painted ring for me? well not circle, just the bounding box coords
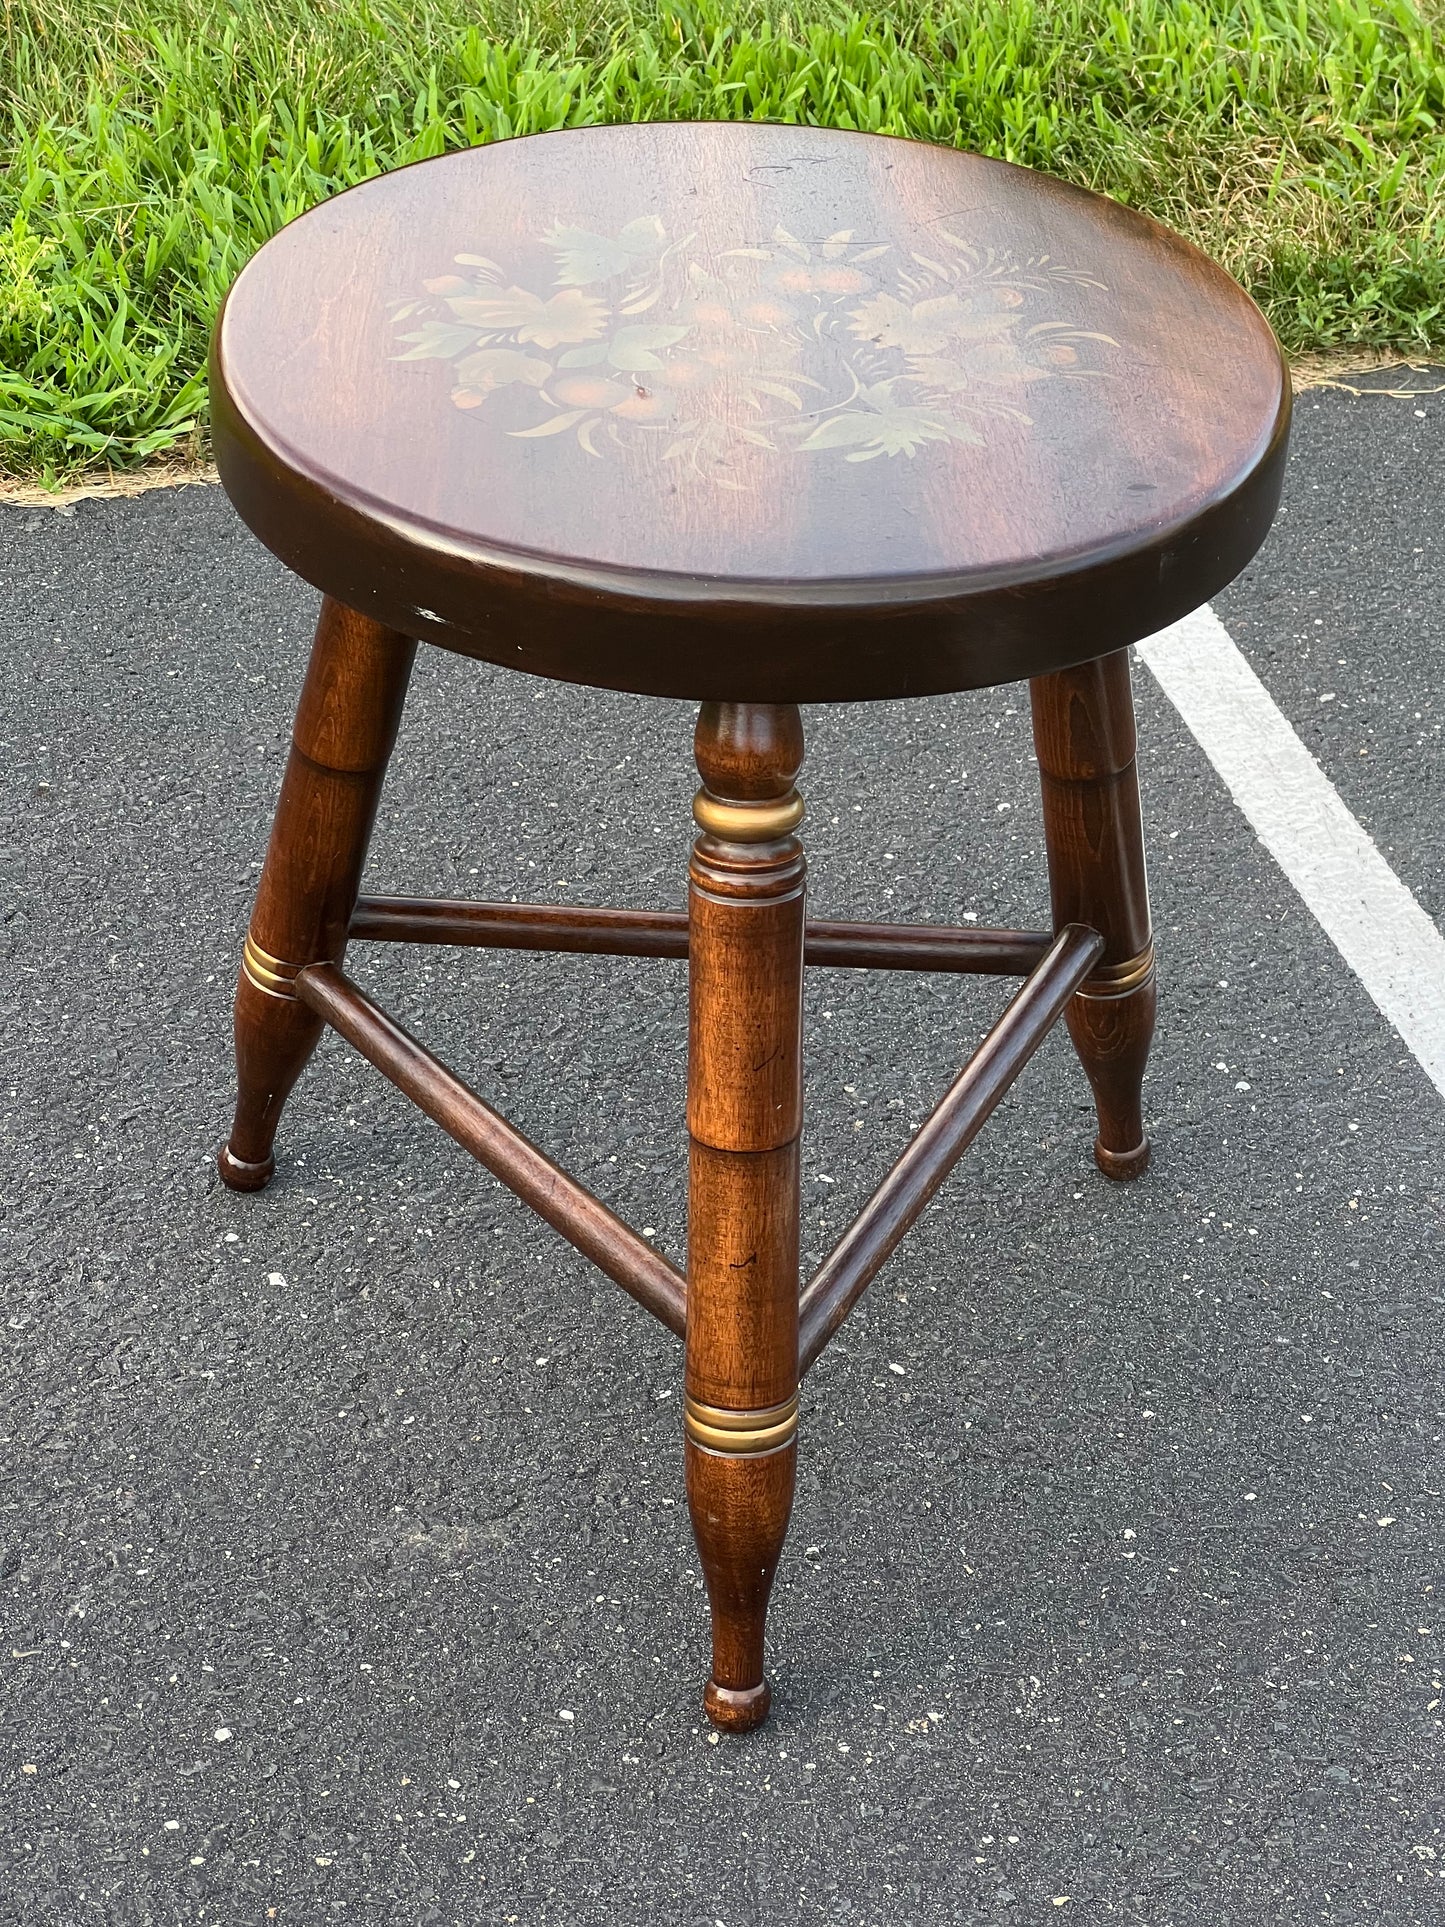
[242,933,305,1000]
[693,789,805,844]
[1081,940,1155,998]
[684,1389,799,1457]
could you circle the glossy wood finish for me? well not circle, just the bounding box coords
[295,963,687,1337]
[213,122,1289,703]
[685,703,805,1732]
[797,922,1103,1375]
[1030,649,1157,1178]
[350,894,1054,976]
[211,121,1293,1734]
[219,598,415,1190]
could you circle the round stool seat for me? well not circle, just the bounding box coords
[213,122,1288,702]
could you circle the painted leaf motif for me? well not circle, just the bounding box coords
[796,412,889,450]
[772,227,813,264]
[799,403,983,459]
[452,348,552,397]
[400,212,1115,477]
[953,312,1023,339]
[556,341,612,368]
[906,348,1033,396]
[544,229,633,285]
[750,379,807,407]
[510,409,591,437]
[854,379,901,409]
[952,339,1048,385]
[617,216,668,253]
[864,406,979,455]
[395,319,484,360]
[906,355,975,394]
[545,216,665,285]
[847,293,978,355]
[607,324,690,372]
[1026,325,1120,345]
[446,286,606,348]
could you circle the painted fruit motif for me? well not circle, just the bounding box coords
[393,216,1116,485]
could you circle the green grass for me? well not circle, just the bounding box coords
[2,0,1443,481]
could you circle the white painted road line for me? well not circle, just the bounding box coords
[1137,605,1445,1100]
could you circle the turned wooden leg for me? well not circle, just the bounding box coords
[684,702,805,1733]
[219,598,417,1190]
[1031,648,1156,1181]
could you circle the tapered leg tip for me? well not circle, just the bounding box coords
[1094,1136,1150,1182]
[703,1678,772,1733]
[218,1145,276,1192]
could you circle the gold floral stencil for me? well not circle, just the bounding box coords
[392,217,1116,486]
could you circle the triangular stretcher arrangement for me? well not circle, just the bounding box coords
[291,894,1104,1374]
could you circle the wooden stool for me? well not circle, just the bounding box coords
[212,123,1289,1731]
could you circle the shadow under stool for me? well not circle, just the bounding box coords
[211,121,1290,1732]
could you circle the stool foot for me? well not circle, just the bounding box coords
[704,1678,772,1733]
[1066,961,1157,1182]
[222,598,415,1187]
[223,979,325,1188]
[687,1432,796,1733]
[1095,1136,1150,1182]
[218,1144,277,1192]
[1031,651,1157,1175]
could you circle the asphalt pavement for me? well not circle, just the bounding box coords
[2,367,1442,1926]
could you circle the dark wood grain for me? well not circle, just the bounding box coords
[684,702,805,1732]
[1031,649,1157,1179]
[797,922,1103,1374]
[213,123,1289,703]
[349,894,1054,975]
[210,119,1295,1730]
[219,597,415,1190]
[294,963,688,1337]
[352,896,692,957]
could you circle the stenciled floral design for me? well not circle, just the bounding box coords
[391,216,1115,485]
